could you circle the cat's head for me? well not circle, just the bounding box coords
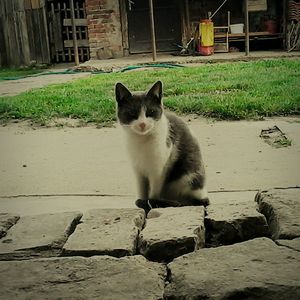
[115,81,163,135]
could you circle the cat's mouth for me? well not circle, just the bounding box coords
[133,125,152,136]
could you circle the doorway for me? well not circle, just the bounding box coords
[127,0,182,53]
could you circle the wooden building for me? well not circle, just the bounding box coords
[0,0,298,66]
[86,0,293,59]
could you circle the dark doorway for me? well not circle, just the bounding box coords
[127,0,181,53]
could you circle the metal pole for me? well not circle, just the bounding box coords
[244,0,250,56]
[149,0,157,61]
[70,0,79,65]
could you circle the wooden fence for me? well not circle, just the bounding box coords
[0,0,50,67]
[0,0,89,67]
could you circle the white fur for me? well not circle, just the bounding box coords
[122,110,172,200]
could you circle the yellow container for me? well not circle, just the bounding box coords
[200,19,214,47]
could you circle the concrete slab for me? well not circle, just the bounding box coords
[63,209,145,257]
[139,207,205,262]
[165,237,300,299]
[82,51,300,72]
[256,188,300,240]
[0,117,299,199]
[0,213,19,238]
[0,255,166,300]
[205,201,270,247]
[0,72,91,97]
[0,212,82,260]
[277,238,300,252]
[0,195,135,216]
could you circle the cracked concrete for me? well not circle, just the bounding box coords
[0,113,299,298]
[0,116,299,216]
[0,188,299,299]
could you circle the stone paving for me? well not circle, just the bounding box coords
[0,188,299,299]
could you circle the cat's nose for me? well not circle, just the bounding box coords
[139,122,146,130]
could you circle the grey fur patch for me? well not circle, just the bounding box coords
[164,112,205,187]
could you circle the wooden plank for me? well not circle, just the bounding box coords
[245,0,250,56]
[7,5,22,67]
[54,6,64,51]
[119,0,129,55]
[31,0,41,9]
[76,1,80,18]
[24,0,32,10]
[14,0,25,12]
[70,0,79,65]
[41,4,51,63]
[184,0,191,40]
[149,0,157,61]
[16,11,31,65]
[248,0,267,12]
[36,7,50,63]
[64,39,89,48]
[283,0,287,49]
[215,31,278,38]
[63,18,87,26]
[0,14,8,66]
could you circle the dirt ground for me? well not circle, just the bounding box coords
[0,116,299,216]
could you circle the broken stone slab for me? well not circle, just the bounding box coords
[0,211,82,260]
[277,238,300,252]
[139,206,205,262]
[63,208,145,257]
[255,188,300,240]
[260,125,291,148]
[165,237,300,299]
[0,213,20,238]
[0,255,166,300]
[205,201,270,247]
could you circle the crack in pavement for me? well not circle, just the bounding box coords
[0,186,299,199]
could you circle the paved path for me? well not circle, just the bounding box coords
[0,116,299,298]
[0,71,90,97]
[82,50,300,71]
[0,188,299,299]
[0,117,299,215]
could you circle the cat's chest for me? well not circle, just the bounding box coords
[127,135,171,173]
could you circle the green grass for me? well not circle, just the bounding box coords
[0,66,48,79]
[0,59,299,125]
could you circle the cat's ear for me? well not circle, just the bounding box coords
[115,83,132,103]
[147,81,162,103]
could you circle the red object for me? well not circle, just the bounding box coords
[197,45,214,56]
[264,20,278,34]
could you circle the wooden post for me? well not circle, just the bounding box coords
[244,0,250,56]
[70,0,79,65]
[149,0,157,62]
[184,0,191,40]
[283,0,287,50]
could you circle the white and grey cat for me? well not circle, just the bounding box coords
[115,81,209,212]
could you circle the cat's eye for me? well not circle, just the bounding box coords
[146,109,155,117]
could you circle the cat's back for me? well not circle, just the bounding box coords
[165,111,195,141]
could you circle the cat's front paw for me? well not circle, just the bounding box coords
[190,197,210,207]
[135,199,151,213]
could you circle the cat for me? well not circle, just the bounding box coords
[115,81,209,213]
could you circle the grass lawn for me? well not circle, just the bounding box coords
[0,59,299,125]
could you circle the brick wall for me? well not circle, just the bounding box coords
[86,0,123,59]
